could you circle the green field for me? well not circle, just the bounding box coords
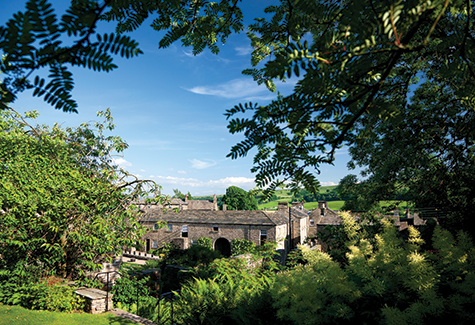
[258,200,345,211]
[0,304,135,325]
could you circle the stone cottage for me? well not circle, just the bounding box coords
[135,194,219,212]
[134,201,311,256]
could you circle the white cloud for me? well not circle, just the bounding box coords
[235,46,252,56]
[112,158,132,167]
[208,176,256,187]
[140,169,146,172]
[182,50,194,57]
[177,170,187,174]
[320,181,338,186]
[186,78,267,99]
[149,175,256,190]
[189,158,217,169]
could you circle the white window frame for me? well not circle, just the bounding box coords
[181,225,188,238]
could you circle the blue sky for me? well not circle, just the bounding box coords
[1,1,358,196]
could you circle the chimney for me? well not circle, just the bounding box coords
[223,203,227,211]
[185,194,188,203]
[213,194,218,211]
[278,201,289,213]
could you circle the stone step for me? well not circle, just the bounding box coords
[108,308,158,325]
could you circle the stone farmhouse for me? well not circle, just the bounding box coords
[129,198,312,257]
[126,198,427,259]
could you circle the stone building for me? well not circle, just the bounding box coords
[135,195,218,212]
[135,201,311,256]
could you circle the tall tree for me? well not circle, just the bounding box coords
[102,0,475,204]
[221,186,258,210]
[3,1,474,232]
[172,189,193,200]
[0,108,163,278]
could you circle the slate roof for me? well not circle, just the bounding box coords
[140,209,289,226]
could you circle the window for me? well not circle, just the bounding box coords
[153,223,160,230]
[310,219,315,227]
[192,239,198,245]
[152,240,158,249]
[260,230,267,245]
[213,225,219,232]
[320,208,325,216]
[166,223,173,232]
[181,225,188,238]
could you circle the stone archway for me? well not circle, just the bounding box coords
[214,237,231,257]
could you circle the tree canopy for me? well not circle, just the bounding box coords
[172,188,193,200]
[99,0,475,209]
[0,108,163,278]
[2,0,474,231]
[221,186,258,210]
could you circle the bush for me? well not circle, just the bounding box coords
[112,275,149,308]
[231,239,255,256]
[271,213,475,324]
[0,276,83,312]
[197,237,213,250]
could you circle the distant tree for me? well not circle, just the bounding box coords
[221,186,258,211]
[337,175,380,213]
[172,189,193,200]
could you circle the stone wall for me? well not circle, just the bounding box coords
[75,288,113,314]
[142,221,278,251]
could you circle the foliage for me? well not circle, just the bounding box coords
[0,0,142,112]
[103,0,244,55]
[0,109,162,279]
[150,242,180,260]
[284,248,307,270]
[172,188,193,200]
[115,298,173,325]
[175,275,277,325]
[336,174,381,212]
[0,277,83,312]
[101,2,475,216]
[271,213,475,324]
[231,238,256,256]
[175,251,279,325]
[111,275,149,308]
[310,212,386,265]
[221,186,258,210]
[197,237,213,250]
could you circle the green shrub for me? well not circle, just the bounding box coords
[112,275,149,308]
[0,277,83,312]
[231,239,255,256]
[271,212,475,324]
[197,237,213,250]
[116,296,173,324]
[31,282,84,312]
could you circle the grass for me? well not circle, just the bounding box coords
[259,200,345,211]
[120,262,145,275]
[0,304,136,325]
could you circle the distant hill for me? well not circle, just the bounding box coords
[193,185,338,200]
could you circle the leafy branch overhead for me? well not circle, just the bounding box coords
[103,1,475,198]
[224,0,475,196]
[0,0,142,112]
